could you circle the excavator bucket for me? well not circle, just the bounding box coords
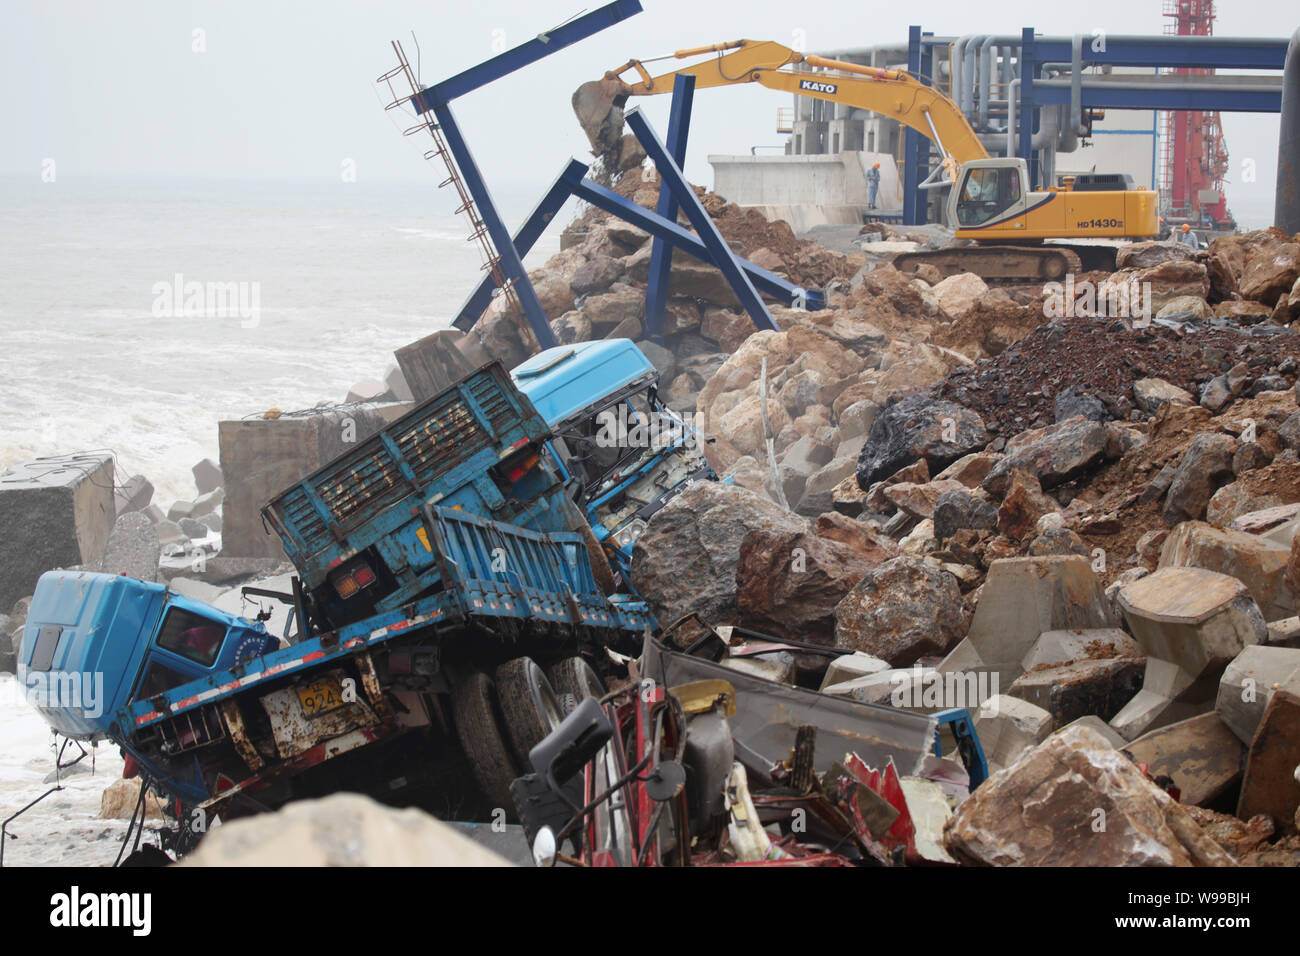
[572,78,627,166]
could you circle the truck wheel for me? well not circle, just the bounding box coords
[495,657,564,770]
[547,657,606,716]
[451,671,520,813]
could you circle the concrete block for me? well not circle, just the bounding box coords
[1022,627,1143,671]
[972,694,1053,772]
[1237,671,1300,832]
[1061,716,1129,749]
[1118,567,1266,682]
[1007,657,1145,729]
[938,556,1114,685]
[167,500,196,522]
[394,329,489,403]
[114,474,154,515]
[98,512,161,583]
[218,405,394,559]
[1123,712,1244,808]
[191,458,223,495]
[346,379,395,404]
[385,365,414,403]
[1266,616,1300,647]
[818,651,890,690]
[1215,645,1300,744]
[191,488,224,517]
[0,453,115,609]
[1109,657,1205,742]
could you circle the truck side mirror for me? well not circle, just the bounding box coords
[528,695,613,785]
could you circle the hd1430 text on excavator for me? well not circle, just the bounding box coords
[574,39,1160,281]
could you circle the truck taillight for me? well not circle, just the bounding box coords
[505,453,539,483]
[332,560,378,600]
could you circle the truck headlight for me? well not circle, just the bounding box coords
[612,519,647,551]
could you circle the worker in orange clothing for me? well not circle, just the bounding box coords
[866,161,881,209]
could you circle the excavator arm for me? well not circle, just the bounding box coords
[575,39,989,177]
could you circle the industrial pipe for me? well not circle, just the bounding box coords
[1277,27,1300,233]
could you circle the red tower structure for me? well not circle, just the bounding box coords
[1158,0,1234,232]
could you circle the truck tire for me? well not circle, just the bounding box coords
[451,671,520,813]
[495,657,564,770]
[547,656,606,716]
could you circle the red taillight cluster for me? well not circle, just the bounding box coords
[504,453,540,484]
[333,561,378,599]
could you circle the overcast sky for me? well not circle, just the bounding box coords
[2,1,1294,220]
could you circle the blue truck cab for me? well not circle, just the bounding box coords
[16,570,278,741]
[512,339,714,580]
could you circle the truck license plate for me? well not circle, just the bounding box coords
[297,678,345,718]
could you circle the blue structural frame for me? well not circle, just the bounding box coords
[420,0,806,352]
[625,108,779,333]
[903,24,1290,213]
[406,1,644,351]
[643,74,696,343]
[902,26,931,226]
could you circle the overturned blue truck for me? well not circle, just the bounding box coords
[17,340,712,851]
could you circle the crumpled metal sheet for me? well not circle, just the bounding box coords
[643,640,938,778]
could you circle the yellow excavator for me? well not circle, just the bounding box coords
[574,39,1160,281]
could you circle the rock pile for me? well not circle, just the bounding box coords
[625,210,1300,864]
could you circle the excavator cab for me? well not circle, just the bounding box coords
[951,159,1029,229]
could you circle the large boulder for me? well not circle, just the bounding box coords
[1159,521,1294,622]
[1210,227,1300,305]
[1161,434,1237,525]
[943,725,1236,866]
[931,273,989,321]
[631,482,806,627]
[982,416,1110,496]
[1115,240,1198,271]
[856,393,989,489]
[833,556,966,666]
[182,793,513,866]
[735,530,870,645]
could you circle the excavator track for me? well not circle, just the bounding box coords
[893,246,1085,284]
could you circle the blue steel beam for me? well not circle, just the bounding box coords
[1034,85,1281,113]
[624,108,778,332]
[1031,37,1288,72]
[452,162,581,332]
[903,26,925,225]
[431,100,557,349]
[1019,27,1038,189]
[411,1,642,110]
[643,74,696,342]
[571,176,824,311]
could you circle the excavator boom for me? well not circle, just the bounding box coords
[577,37,1159,281]
[576,39,988,173]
